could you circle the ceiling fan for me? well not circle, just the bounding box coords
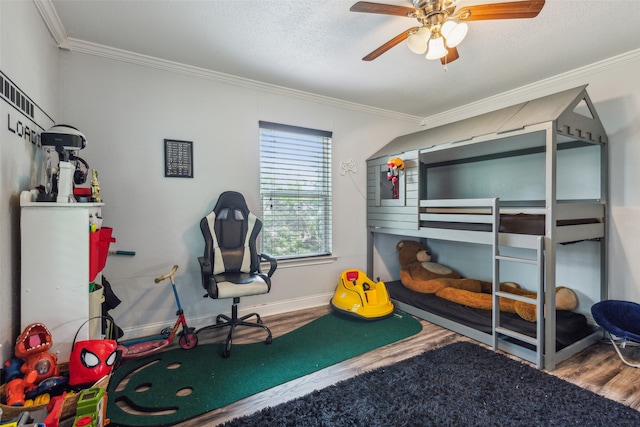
[350,0,545,64]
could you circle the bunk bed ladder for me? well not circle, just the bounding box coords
[492,202,545,368]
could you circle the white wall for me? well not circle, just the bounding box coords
[0,0,60,362]
[532,54,640,303]
[57,52,420,337]
[589,55,640,302]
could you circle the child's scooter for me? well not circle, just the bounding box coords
[118,265,197,358]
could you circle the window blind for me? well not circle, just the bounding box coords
[259,121,332,259]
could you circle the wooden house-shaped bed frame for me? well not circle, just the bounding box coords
[366,86,607,369]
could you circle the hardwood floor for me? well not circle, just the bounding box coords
[125,305,640,426]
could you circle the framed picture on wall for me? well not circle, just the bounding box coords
[164,139,193,178]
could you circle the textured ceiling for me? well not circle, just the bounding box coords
[49,0,640,118]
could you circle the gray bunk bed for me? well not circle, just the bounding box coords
[366,85,607,370]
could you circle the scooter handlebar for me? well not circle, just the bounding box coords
[155,264,179,283]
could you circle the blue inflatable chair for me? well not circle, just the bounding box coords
[591,300,640,368]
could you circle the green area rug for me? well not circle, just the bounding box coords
[107,310,422,426]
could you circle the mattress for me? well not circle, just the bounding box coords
[386,280,594,350]
[420,213,600,235]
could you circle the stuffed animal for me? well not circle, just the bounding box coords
[387,157,404,183]
[396,240,578,321]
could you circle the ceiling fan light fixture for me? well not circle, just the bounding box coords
[351,0,547,63]
[425,36,447,60]
[441,20,468,48]
[407,27,429,54]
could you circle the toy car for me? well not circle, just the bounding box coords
[331,269,394,320]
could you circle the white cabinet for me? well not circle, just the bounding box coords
[20,191,105,363]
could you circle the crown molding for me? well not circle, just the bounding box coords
[33,0,69,48]
[34,0,421,124]
[61,37,421,123]
[420,48,640,128]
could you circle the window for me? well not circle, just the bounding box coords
[259,121,332,259]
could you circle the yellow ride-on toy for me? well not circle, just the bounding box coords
[330,269,394,320]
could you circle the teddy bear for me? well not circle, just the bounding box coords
[396,240,578,322]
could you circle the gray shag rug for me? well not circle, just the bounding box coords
[222,341,640,426]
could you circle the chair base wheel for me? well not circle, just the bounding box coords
[196,299,272,358]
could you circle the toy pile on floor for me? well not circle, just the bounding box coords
[1,323,113,427]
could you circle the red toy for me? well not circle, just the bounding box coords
[5,370,37,406]
[386,157,405,199]
[14,323,60,384]
[43,392,67,427]
[118,265,197,358]
[69,335,118,387]
[386,157,404,183]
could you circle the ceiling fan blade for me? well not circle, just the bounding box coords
[440,47,459,65]
[350,1,416,17]
[456,0,545,21]
[362,27,419,61]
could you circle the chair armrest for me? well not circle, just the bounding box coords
[198,256,212,282]
[198,256,219,298]
[259,253,277,278]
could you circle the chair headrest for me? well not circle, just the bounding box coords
[213,191,250,217]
